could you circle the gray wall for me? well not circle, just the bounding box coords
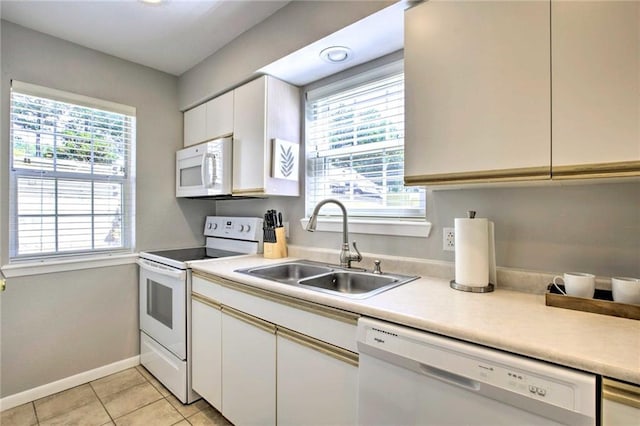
[216,182,640,278]
[1,265,138,396]
[0,21,215,397]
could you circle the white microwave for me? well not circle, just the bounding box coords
[176,137,232,198]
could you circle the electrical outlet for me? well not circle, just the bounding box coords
[443,227,455,251]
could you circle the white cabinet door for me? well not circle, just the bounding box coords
[221,306,276,426]
[205,91,234,141]
[552,1,640,178]
[232,77,266,194]
[191,294,222,410]
[404,0,551,184]
[276,329,358,426]
[232,75,300,196]
[602,378,640,426]
[184,103,207,147]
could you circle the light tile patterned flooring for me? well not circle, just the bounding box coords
[1,366,232,426]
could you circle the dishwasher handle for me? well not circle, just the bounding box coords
[419,363,481,392]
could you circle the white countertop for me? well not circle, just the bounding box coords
[190,254,640,385]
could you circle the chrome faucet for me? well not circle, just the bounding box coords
[306,199,363,268]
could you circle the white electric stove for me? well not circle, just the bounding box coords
[137,216,263,403]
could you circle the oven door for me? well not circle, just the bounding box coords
[138,258,187,360]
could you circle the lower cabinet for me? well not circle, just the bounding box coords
[191,293,222,409]
[221,306,277,426]
[602,378,640,426]
[191,273,359,426]
[277,329,358,426]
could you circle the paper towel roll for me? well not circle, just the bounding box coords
[455,218,489,287]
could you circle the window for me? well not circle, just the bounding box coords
[9,81,135,261]
[305,61,425,219]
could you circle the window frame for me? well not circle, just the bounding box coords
[303,59,428,237]
[8,81,136,262]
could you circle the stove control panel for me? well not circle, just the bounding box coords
[204,216,263,242]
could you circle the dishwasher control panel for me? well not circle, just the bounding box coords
[476,362,569,406]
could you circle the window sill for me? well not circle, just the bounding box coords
[1,253,139,278]
[299,217,432,238]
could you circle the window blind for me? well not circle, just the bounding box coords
[305,66,425,218]
[9,81,136,260]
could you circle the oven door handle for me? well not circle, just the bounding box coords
[137,259,186,280]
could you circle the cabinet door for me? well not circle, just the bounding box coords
[552,1,640,178]
[404,1,551,185]
[232,76,300,196]
[205,91,234,141]
[221,306,276,426]
[191,294,222,409]
[602,378,640,425]
[184,103,207,147]
[232,76,267,195]
[276,329,358,426]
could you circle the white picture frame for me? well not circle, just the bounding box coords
[271,138,299,181]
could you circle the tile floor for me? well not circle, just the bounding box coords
[1,366,232,426]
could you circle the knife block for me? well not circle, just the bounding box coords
[264,227,287,259]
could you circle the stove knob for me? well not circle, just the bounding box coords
[236,224,245,232]
[245,225,251,233]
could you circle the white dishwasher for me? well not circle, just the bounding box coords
[357,317,597,426]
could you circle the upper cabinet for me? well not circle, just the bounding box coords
[183,91,234,147]
[183,103,207,147]
[404,0,551,185]
[183,76,300,196]
[404,0,640,186]
[551,1,640,179]
[233,75,300,197]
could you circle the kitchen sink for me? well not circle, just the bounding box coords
[235,260,418,299]
[298,271,403,297]
[239,262,334,285]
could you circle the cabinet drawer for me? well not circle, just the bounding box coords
[192,275,223,302]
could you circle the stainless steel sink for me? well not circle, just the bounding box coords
[235,260,418,299]
[239,262,334,285]
[298,271,404,298]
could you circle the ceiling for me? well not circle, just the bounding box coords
[1,0,404,85]
[260,1,404,86]
[1,0,291,76]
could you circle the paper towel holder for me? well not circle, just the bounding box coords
[450,280,494,293]
[450,209,496,293]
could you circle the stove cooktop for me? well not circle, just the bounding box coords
[144,247,244,263]
[146,247,208,262]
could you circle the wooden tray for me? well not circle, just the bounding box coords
[545,284,640,320]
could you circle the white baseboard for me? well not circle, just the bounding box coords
[0,356,140,412]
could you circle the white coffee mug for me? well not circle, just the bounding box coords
[552,272,595,298]
[611,277,640,305]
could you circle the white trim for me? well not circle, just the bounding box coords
[1,253,138,278]
[0,356,140,411]
[11,80,136,116]
[299,217,432,238]
[306,60,403,101]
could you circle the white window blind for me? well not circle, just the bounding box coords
[305,63,425,218]
[9,81,136,260]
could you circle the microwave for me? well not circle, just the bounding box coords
[176,137,232,198]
